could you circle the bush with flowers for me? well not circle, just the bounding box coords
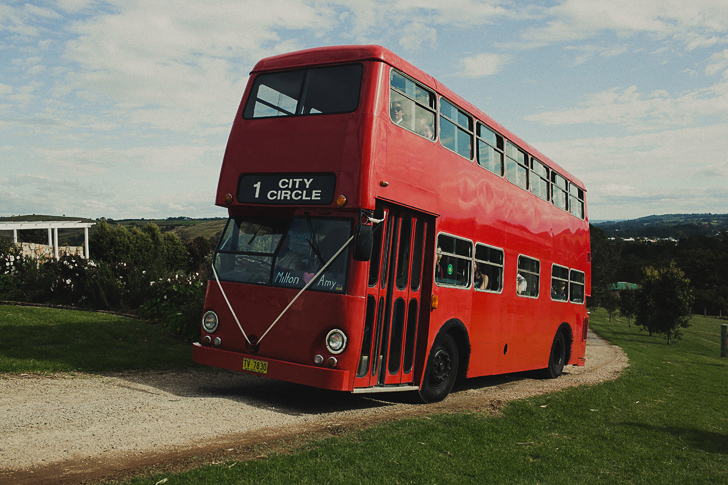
[139,272,207,342]
[1,221,214,342]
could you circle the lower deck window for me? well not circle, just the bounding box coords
[474,244,503,292]
[214,216,352,293]
[517,255,540,298]
[435,234,472,287]
[570,269,585,303]
[551,265,569,301]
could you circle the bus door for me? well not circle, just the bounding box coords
[355,203,433,388]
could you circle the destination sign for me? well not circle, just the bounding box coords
[237,173,336,205]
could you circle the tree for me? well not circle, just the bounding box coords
[186,236,213,275]
[601,289,620,321]
[636,262,694,344]
[589,224,621,306]
[618,289,638,327]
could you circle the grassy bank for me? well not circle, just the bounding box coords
[122,310,727,484]
[0,304,196,373]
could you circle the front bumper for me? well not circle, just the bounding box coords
[193,343,351,391]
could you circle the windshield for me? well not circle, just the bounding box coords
[213,216,352,293]
[243,64,363,118]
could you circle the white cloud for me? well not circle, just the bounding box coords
[533,123,728,219]
[523,0,728,49]
[706,49,728,76]
[398,22,437,51]
[526,80,728,132]
[24,4,62,21]
[565,43,629,65]
[53,1,336,132]
[458,52,509,78]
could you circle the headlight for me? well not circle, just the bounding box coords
[325,329,347,354]
[202,311,219,333]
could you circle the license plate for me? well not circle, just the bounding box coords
[242,357,268,375]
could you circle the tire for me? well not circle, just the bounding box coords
[542,331,566,379]
[418,333,459,403]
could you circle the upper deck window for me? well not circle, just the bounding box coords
[476,124,504,176]
[506,142,528,190]
[389,70,436,139]
[243,64,362,119]
[552,172,569,211]
[569,184,585,219]
[531,158,550,202]
[440,99,473,159]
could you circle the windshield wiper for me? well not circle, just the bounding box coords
[305,216,325,266]
[247,226,262,246]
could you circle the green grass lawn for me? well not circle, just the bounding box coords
[120,310,728,484]
[0,304,197,373]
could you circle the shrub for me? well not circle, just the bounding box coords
[2,222,213,342]
[139,272,207,342]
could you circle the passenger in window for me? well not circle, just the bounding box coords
[276,236,309,272]
[435,247,444,281]
[417,118,434,139]
[474,262,489,290]
[390,102,404,125]
[516,273,528,295]
[552,281,567,300]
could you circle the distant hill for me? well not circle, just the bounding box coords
[594,213,728,238]
[0,215,226,244]
[112,217,227,242]
[0,214,95,223]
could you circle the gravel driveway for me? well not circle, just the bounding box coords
[1,331,627,484]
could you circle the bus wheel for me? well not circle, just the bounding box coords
[542,331,566,379]
[418,333,459,403]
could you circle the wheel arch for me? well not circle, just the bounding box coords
[557,321,574,364]
[437,318,471,384]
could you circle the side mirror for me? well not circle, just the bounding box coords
[353,223,373,261]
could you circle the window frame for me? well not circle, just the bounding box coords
[476,122,504,177]
[550,264,570,302]
[516,254,540,298]
[389,68,437,140]
[435,233,473,289]
[551,171,569,212]
[569,183,586,219]
[473,243,504,294]
[531,157,550,202]
[243,64,363,119]
[505,141,529,190]
[569,269,586,304]
[439,97,474,160]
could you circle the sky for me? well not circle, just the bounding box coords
[1,0,727,222]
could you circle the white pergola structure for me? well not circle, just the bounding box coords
[0,221,96,260]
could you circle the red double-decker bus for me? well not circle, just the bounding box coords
[193,45,590,402]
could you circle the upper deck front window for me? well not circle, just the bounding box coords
[390,70,436,139]
[243,64,363,119]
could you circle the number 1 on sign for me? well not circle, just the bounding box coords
[253,181,261,198]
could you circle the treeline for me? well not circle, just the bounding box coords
[0,219,215,341]
[590,225,728,316]
[594,213,728,238]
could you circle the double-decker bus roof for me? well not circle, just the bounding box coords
[251,45,585,191]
